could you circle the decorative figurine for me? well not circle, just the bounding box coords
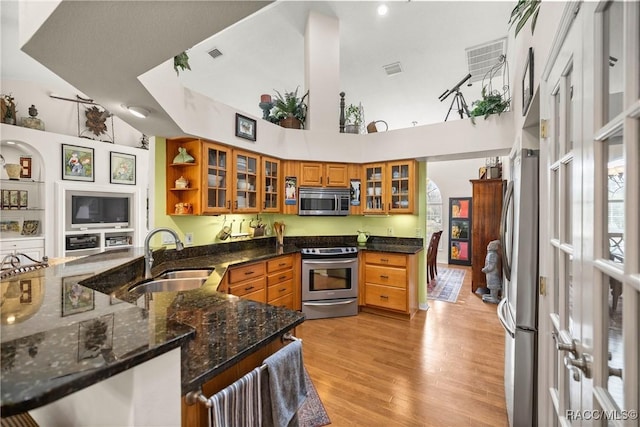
[173,147,195,163]
[139,134,149,150]
[22,105,45,130]
[481,239,502,304]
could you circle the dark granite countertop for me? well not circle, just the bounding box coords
[0,235,421,416]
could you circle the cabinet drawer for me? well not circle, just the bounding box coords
[267,279,293,301]
[365,265,407,288]
[267,256,293,273]
[364,252,407,267]
[229,276,266,297]
[268,292,294,310]
[229,262,265,284]
[241,287,267,304]
[365,283,407,312]
[267,269,293,286]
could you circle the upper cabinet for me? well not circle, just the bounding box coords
[262,156,281,213]
[299,162,349,187]
[362,160,417,214]
[166,138,202,215]
[232,149,260,213]
[202,141,231,214]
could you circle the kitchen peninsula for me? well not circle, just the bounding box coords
[1,234,422,425]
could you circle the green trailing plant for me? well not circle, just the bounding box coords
[509,0,541,37]
[345,104,363,126]
[270,87,309,127]
[470,87,510,120]
[174,51,191,76]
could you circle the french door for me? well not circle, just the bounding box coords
[540,1,639,425]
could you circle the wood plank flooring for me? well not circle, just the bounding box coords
[296,265,509,426]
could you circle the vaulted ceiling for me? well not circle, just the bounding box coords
[2,1,516,136]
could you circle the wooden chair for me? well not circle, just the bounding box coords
[426,231,443,283]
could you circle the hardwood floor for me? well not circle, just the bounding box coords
[297,265,509,426]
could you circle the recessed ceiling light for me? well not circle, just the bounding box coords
[124,105,150,119]
[377,4,388,16]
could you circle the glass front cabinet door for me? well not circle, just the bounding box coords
[233,149,260,213]
[388,160,415,213]
[363,163,386,214]
[202,142,231,214]
[262,156,280,212]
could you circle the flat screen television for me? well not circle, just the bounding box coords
[70,194,130,229]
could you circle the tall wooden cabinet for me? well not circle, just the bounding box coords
[470,179,505,292]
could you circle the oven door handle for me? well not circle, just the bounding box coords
[302,259,357,265]
[303,299,356,306]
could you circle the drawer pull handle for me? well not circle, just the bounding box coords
[380,295,389,299]
[244,271,254,275]
[279,275,287,280]
[380,258,389,262]
[244,286,254,291]
[279,263,286,267]
[279,288,287,292]
[380,275,389,279]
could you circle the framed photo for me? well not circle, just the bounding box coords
[350,179,361,206]
[285,176,297,205]
[450,197,470,219]
[522,47,534,116]
[110,151,136,185]
[450,241,470,262]
[61,275,95,317]
[62,144,94,181]
[78,313,114,361]
[1,189,9,209]
[19,157,32,178]
[21,220,40,236]
[235,113,256,141]
[0,220,20,232]
[9,190,19,208]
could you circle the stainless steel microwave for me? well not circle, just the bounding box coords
[298,187,351,216]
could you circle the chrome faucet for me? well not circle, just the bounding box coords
[144,227,184,278]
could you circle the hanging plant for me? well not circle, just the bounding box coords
[469,55,511,124]
[174,51,191,76]
[509,0,541,37]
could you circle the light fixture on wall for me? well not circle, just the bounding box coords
[124,105,150,119]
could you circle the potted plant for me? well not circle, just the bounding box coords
[1,94,17,125]
[270,87,309,129]
[344,103,362,134]
[174,51,191,76]
[470,87,510,121]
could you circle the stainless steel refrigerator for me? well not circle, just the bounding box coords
[497,148,539,427]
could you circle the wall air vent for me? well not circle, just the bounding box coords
[383,62,403,76]
[208,48,223,59]
[466,37,507,83]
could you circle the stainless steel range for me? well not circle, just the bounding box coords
[300,247,359,320]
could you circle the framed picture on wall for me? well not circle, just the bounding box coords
[62,144,94,182]
[110,151,136,185]
[285,176,297,205]
[448,197,472,266]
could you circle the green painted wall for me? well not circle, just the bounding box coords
[153,138,428,306]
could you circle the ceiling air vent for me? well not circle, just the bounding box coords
[383,62,403,76]
[208,48,223,59]
[466,37,507,83]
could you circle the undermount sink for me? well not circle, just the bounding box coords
[128,277,208,293]
[156,268,214,280]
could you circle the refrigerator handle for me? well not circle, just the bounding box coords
[497,298,515,338]
[500,180,514,282]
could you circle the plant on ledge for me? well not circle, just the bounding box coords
[509,0,541,37]
[1,93,17,125]
[269,87,309,129]
[469,54,511,124]
[344,103,363,133]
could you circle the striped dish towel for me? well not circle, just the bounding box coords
[208,366,262,427]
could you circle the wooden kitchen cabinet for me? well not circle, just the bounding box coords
[227,261,267,303]
[166,138,202,215]
[202,141,231,214]
[232,149,260,213]
[261,156,281,212]
[299,162,349,187]
[361,251,418,319]
[266,254,296,310]
[470,179,505,292]
[362,160,417,214]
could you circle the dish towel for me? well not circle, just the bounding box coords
[262,340,307,427]
[208,366,262,427]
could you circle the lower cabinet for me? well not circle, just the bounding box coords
[361,251,418,320]
[225,254,299,310]
[0,238,45,265]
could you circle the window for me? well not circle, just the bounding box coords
[426,179,443,250]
